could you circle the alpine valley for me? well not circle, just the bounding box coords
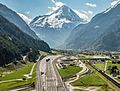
[1,1,120,91]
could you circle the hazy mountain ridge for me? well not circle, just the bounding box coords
[0,3,38,39]
[64,4,120,51]
[92,20,120,51]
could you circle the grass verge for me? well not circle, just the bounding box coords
[0,63,33,81]
[71,71,107,86]
[93,64,105,71]
[0,63,36,91]
[58,66,82,78]
[71,64,119,90]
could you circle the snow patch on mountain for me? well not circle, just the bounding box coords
[34,11,71,28]
[47,14,71,28]
[111,0,120,7]
[73,9,89,21]
[104,0,120,13]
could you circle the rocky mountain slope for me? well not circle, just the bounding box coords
[64,4,120,51]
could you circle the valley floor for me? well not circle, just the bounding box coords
[1,50,120,91]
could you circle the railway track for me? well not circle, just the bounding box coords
[88,62,120,89]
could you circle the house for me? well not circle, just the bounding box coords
[112,72,117,77]
[107,66,112,70]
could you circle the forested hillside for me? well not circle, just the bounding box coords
[0,15,50,66]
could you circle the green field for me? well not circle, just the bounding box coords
[86,64,119,90]
[115,78,120,82]
[79,54,93,58]
[71,71,108,86]
[40,50,60,56]
[0,63,33,81]
[40,51,49,56]
[0,64,36,91]
[0,62,25,75]
[0,68,7,75]
[58,66,82,78]
[93,64,105,71]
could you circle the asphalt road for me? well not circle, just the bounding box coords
[36,55,66,91]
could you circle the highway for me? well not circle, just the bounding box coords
[36,55,66,91]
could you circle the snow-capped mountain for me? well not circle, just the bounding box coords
[30,5,84,29]
[30,5,85,47]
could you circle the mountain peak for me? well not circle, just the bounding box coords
[58,5,70,11]
[52,5,76,16]
[30,5,82,29]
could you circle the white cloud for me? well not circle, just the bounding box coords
[111,0,120,7]
[73,10,89,21]
[86,3,96,8]
[17,13,31,24]
[48,0,64,11]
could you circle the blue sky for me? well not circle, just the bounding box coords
[0,0,114,21]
